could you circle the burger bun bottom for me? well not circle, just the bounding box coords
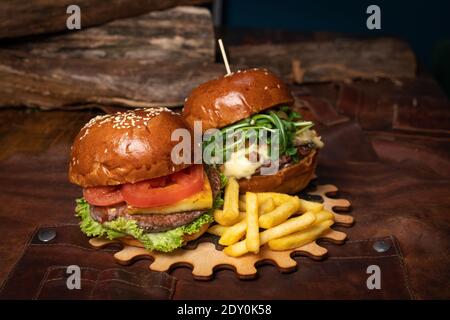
[238,151,318,194]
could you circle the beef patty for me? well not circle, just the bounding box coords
[90,166,221,233]
[255,144,314,175]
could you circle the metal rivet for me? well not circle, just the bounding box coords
[38,228,56,243]
[373,240,391,253]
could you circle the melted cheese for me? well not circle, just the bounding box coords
[223,146,269,180]
[127,176,213,215]
[295,129,324,149]
[223,154,261,179]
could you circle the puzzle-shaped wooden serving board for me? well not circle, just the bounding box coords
[90,184,353,280]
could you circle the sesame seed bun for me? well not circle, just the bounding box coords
[183,68,294,132]
[69,108,191,188]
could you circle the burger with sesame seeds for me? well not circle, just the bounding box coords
[183,68,324,194]
[69,108,224,252]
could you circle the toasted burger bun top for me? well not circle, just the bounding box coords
[69,108,191,188]
[183,68,294,132]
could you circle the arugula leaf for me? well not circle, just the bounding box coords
[289,111,301,120]
[286,147,298,156]
[202,106,315,162]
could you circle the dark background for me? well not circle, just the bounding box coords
[217,0,450,95]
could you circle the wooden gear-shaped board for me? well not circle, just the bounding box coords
[90,184,354,280]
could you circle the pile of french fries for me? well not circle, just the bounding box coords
[207,177,335,257]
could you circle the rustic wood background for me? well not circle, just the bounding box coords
[229,37,416,83]
[0,4,420,111]
[0,6,225,109]
[0,0,209,39]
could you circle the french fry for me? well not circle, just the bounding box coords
[207,224,229,236]
[214,210,245,226]
[314,210,334,222]
[219,219,247,246]
[256,192,323,213]
[245,192,260,253]
[256,192,292,206]
[223,240,248,257]
[220,200,275,246]
[259,196,301,228]
[259,211,315,243]
[298,199,323,213]
[267,210,334,250]
[239,200,246,212]
[219,177,240,225]
[259,198,275,214]
[213,209,226,225]
[223,212,316,257]
[242,195,277,212]
[268,220,334,250]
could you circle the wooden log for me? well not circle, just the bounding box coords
[228,37,417,83]
[0,6,224,109]
[0,50,226,109]
[4,6,215,62]
[0,0,210,39]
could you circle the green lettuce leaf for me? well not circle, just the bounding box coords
[75,198,213,252]
[218,171,228,189]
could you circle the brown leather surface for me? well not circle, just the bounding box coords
[0,225,412,299]
[0,225,176,299]
[174,233,412,299]
[0,67,449,299]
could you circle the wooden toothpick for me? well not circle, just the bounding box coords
[218,38,231,75]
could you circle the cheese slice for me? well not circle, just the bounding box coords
[127,175,213,215]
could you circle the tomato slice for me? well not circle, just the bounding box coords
[83,186,125,206]
[121,165,205,208]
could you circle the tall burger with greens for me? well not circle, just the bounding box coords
[69,108,223,252]
[183,68,323,194]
